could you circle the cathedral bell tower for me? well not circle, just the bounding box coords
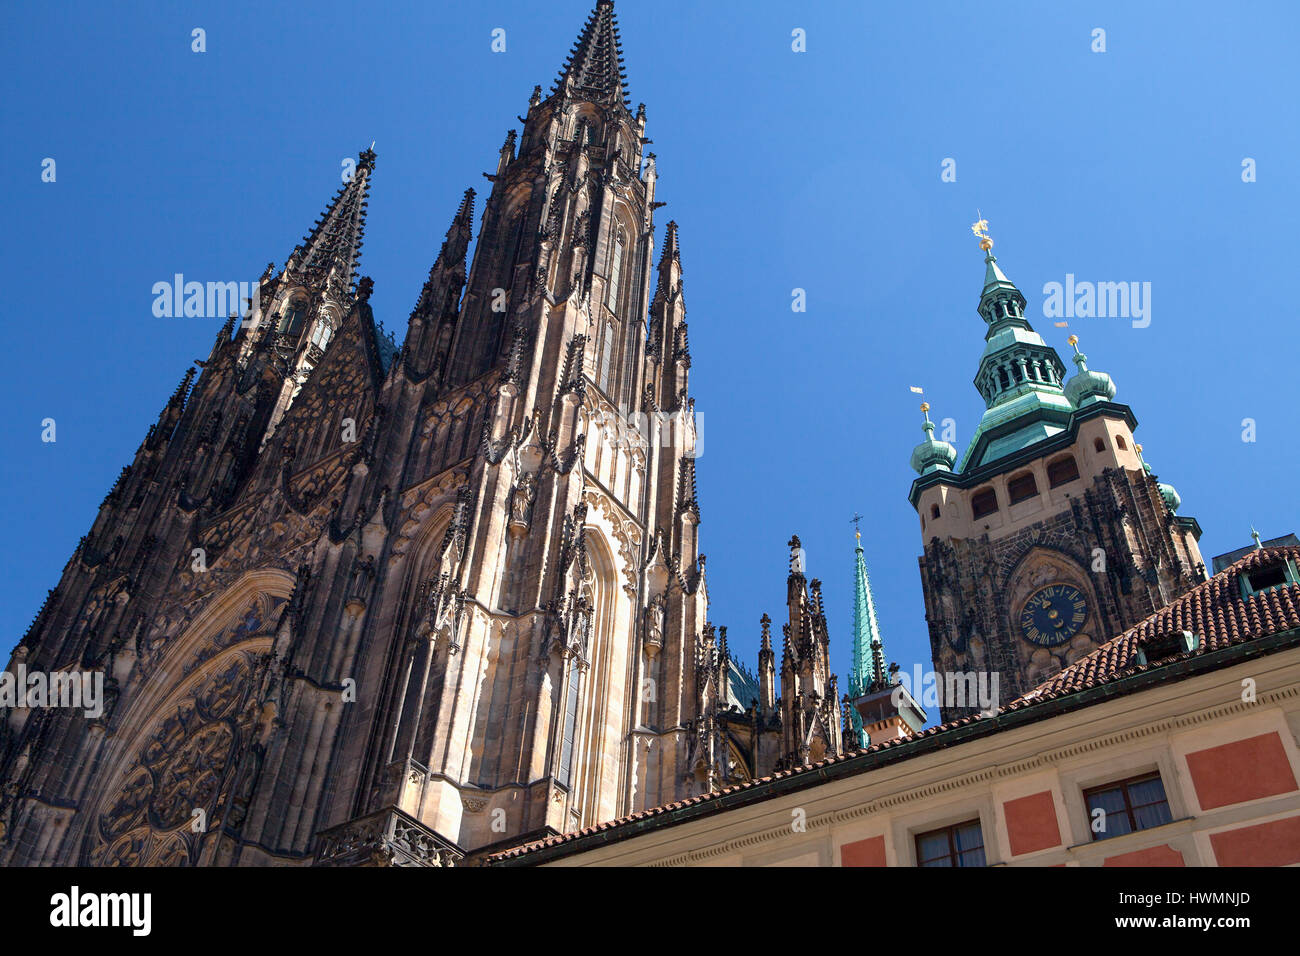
[336,0,709,846]
[909,223,1206,723]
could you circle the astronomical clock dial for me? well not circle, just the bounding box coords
[1019,584,1087,648]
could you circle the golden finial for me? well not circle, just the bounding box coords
[971,212,993,252]
[1067,333,1079,351]
[1135,443,1144,455]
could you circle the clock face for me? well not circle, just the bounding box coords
[1019,584,1088,648]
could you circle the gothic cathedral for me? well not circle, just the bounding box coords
[0,2,845,867]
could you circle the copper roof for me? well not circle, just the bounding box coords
[485,546,1300,864]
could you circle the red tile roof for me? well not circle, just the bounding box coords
[484,546,1300,864]
[1023,544,1300,699]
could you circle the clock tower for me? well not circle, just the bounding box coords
[908,226,1207,722]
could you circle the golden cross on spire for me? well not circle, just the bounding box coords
[971,211,993,251]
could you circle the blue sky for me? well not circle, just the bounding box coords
[3,1,1297,713]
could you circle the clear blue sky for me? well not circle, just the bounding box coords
[3,1,1297,715]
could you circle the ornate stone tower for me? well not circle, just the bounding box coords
[776,536,843,768]
[908,227,1206,723]
[0,1,717,866]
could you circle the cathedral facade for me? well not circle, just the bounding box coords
[0,2,845,867]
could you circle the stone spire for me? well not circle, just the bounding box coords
[649,220,690,407]
[654,220,682,303]
[847,528,886,748]
[778,536,843,768]
[411,188,475,318]
[553,0,631,109]
[289,145,375,294]
[757,612,775,713]
[403,188,476,382]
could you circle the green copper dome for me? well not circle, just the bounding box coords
[1063,341,1117,408]
[1159,481,1182,513]
[911,410,957,475]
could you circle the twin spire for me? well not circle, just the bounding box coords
[286,3,632,314]
[553,0,631,108]
[290,146,375,293]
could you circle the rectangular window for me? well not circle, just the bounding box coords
[1007,472,1038,504]
[1084,772,1173,841]
[606,237,624,312]
[915,820,986,867]
[1047,456,1080,488]
[972,488,998,520]
[1247,565,1288,592]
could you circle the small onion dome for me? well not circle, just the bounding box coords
[910,403,957,475]
[1063,336,1116,407]
[1159,481,1182,513]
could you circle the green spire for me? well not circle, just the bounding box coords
[848,529,886,749]
[957,229,1076,471]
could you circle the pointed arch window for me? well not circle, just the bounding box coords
[606,235,624,313]
[557,656,582,790]
[310,320,333,350]
[278,297,307,337]
[598,320,616,393]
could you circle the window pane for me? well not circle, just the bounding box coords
[1087,787,1131,840]
[1132,801,1172,832]
[920,855,953,868]
[1126,776,1167,809]
[607,239,623,311]
[600,324,615,392]
[954,823,984,854]
[916,832,950,864]
[1086,787,1125,816]
[957,847,987,868]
